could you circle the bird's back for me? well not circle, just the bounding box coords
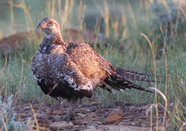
[64,42,115,86]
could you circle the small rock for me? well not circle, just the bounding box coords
[98,125,150,131]
[140,105,149,110]
[97,121,102,125]
[90,107,96,112]
[73,125,83,130]
[80,108,91,114]
[105,112,123,123]
[112,108,122,112]
[24,105,31,110]
[32,126,46,131]
[53,110,64,115]
[52,115,61,122]
[129,106,136,110]
[49,121,73,130]
[90,102,101,106]
[130,122,136,126]
[77,113,86,118]
[89,126,96,129]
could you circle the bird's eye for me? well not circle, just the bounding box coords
[48,21,53,25]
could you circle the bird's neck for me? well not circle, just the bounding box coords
[45,32,64,44]
[39,33,64,54]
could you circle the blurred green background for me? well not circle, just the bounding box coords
[0,0,186,130]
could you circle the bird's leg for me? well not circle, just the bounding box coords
[62,98,77,121]
[60,99,68,111]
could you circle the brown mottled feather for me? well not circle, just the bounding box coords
[64,42,114,85]
[31,18,155,121]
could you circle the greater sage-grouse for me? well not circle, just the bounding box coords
[31,17,154,121]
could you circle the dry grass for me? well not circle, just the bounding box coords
[0,0,186,130]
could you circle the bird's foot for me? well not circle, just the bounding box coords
[61,113,75,122]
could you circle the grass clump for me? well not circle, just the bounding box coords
[0,0,186,130]
[0,95,27,131]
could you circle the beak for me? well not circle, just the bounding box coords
[37,21,47,29]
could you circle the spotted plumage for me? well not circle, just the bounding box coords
[31,17,155,121]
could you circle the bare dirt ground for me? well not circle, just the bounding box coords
[15,101,168,131]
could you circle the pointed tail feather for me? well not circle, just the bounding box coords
[100,83,113,93]
[105,75,154,93]
[115,67,163,83]
[115,67,155,76]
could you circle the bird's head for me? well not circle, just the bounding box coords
[37,17,61,39]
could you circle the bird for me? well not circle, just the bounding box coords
[31,17,155,121]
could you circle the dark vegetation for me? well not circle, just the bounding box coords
[0,0,186,130]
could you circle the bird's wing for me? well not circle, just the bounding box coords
[31,45,94,97]
[64,42,115,86]
[31,51,47,82]
[55,63,94,97]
